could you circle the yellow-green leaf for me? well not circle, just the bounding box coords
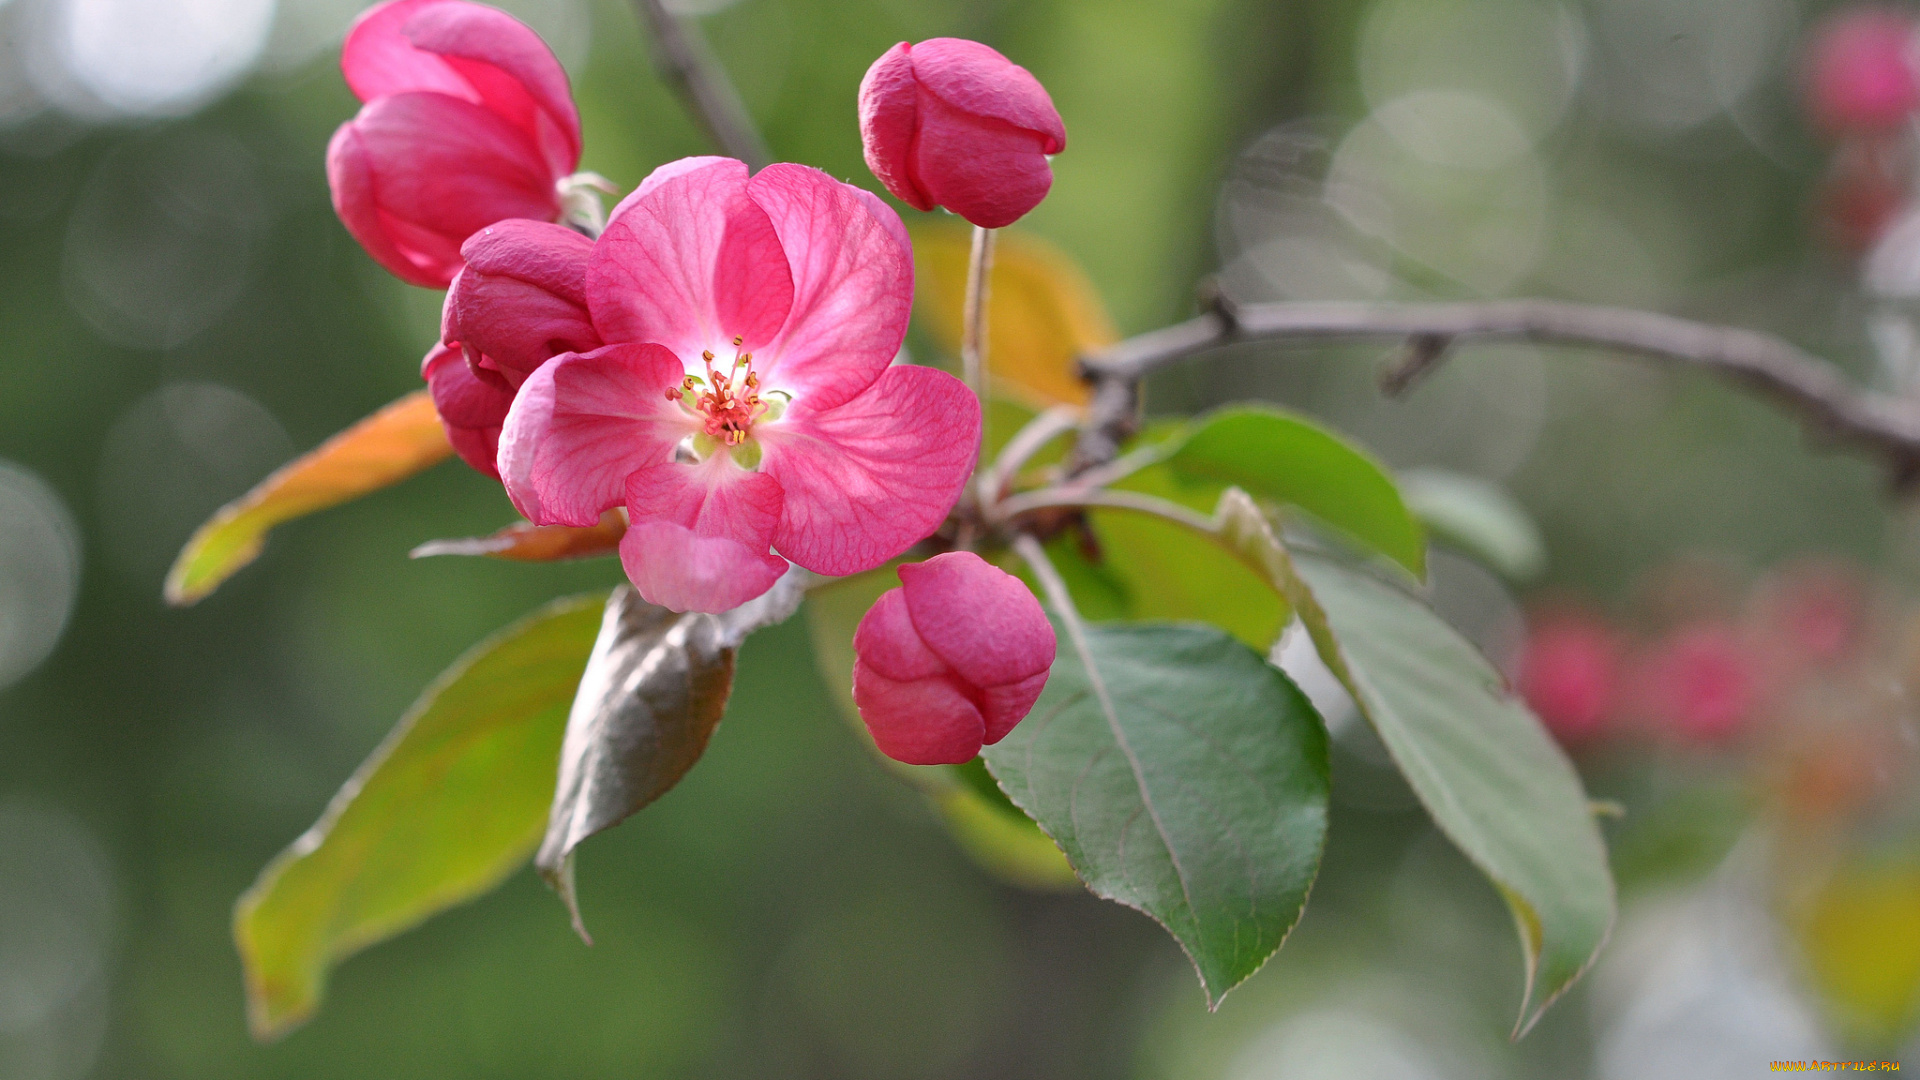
[166,390,453,606]
[913,224,1117,407]
[1793,851,1920,1048]
[234,594,603,1041]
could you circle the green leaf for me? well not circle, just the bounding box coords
[1399,468,1546,581]
[983,618,1330,1007]
[1161,406,1426,579]
[538,570,810,937]
[1088,476,1293,650]
[234,594,605,1041]
[1234,495,1612,1035]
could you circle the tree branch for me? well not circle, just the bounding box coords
[630,0,771,169]
[1072,298,1920,484]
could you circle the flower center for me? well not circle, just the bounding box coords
[666,336,786,464]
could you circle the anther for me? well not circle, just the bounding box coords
[732,336,743,346]
[702,350,715,362]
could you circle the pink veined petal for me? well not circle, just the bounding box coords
[747,164,913,411]
[852,661,986,765]
[899,552,1055,689]
[857,44,932,211]
[399,1,581,173]
[619,458,788,613]
[447,219,598,377]
[759,365,979,577]
[327,120,451,288]
[423,342,511,477]
[912,90,1055,229]
[605,155,736,224]
[909,38,1065,153]
[497,342,690,526]
[589,157,793,364]
[847,185,914,282]
[349,92,561,239]
[979,669,1049,745]
[852,587,949,683]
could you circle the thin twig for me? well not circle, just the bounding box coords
[979,405,1081,506]
[1072,298,1920,482]
[630,0,771,169]
[995,488,1219,535]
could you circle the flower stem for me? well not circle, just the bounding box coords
[961,224,996,430]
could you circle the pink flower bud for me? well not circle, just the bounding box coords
[852,552,1056,765]
[1805,6,1920,135]
[421,341,512,477]
[858,39,1066,229]
[1641,623,1756,744]
[443,218,599,388]
[327,0,583,288]
[1516,610,1621,746]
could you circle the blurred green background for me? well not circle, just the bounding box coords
[0,0,1910,1075]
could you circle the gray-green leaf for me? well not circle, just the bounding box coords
[1399,468,1546,581]
[537,569,810,937]
[1281,542,1613,1035]
[983,619,1330,1007]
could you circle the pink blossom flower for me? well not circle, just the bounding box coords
[1517,609,1621,746]
[852,552,1055,765]
[1806,7,1920,135]
[499,157,981,613]
[1640,623,1756,744]
[859,39,1066,229]
[327,0,582,288]
[426,218,598,476]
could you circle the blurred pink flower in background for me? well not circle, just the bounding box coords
[1517,608,1622,746]
[327,0,583,288]
[1805,6,1920,135]
[853,552,1055,765]
[1638,623,1758,744]
[499,157,980,613]
[859,38,1066,228]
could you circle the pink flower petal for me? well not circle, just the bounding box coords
[912,91,1055,230]
[850,587,949,682]
[342,0,579,173]
[857,44,932,211]
[342,0,475,102]
[446,219,598,378]
[852,660,986,765]
[899,551,1054,689]
[619,458,788,612]
[398,0,581,174]
[422,342,511,477]
[980,670,1048,745]
[759,365,979,576]
[327,120,451,287]
[909,38,1065,153]
[497,343,690,526]
[589,157,793,365]
[747,164,913,410]
[605,155,736,223]
[347,92,561,241]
